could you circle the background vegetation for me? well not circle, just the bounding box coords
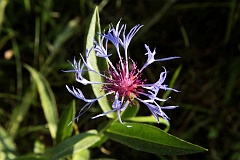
[0,0,239,159]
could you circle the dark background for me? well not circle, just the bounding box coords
[0,0,239,159]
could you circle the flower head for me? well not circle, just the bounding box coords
[65,20,180,124]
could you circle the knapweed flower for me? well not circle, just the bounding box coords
[65,20,179,125]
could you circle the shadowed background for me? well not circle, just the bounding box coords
[0,0,239,159]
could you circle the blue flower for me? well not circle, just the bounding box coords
[65,20,179,124]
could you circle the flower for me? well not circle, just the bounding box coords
[65,19,179,125]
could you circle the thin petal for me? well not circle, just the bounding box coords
[140,44,156,72]
[161,106,179,109]
[94,39,112,58]
[140,45,180,72]
[121,24,143,50]
[68,102,94,125]
[136,97,171,123]
[66,85,112,102]
[155,56,181,62]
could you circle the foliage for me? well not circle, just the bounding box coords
[0,0,239,160]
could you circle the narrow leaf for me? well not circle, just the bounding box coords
[125,116,170,132]
[8,84,36,137]
[12,157,47,160]
[53,17,81,49]
[0,126,16,159]
[85,6,113,117]
[0,0,9,30]
[51,130,100,160]
[106,122,208,155]
[121,100,139,120]
[56,100,76,143]
[25,64,59,139]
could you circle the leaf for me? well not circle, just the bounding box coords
[7,84,36,137]
[51,130,100,160]
[121,101,169,132]
[56,100,76,144]
[85,6,113,118]
[53,17,81,49]
[33,139,45,154]
[25,64,59,139]
[13,156,47,160]
[121,100,139,120]
[72,149,90,160]
[41,17,81,75]
[126,116,163,123]
[125,116,170,132]
[0,126,16,159]
[0,0,9,30]
[105,122,208,155]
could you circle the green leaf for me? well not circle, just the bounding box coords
[34,139,45,154]
[85,6,113,118]
[17,125,48,138]
[125,116,170,132]
[120,101,169,132]
[56,100,76,144]
[41,17,81,76]
[8,84,36,137]
[126,116,162,123]
[0,126,16,159]
[53,17,81,49]
[72,149,90,160]
[51,130,100,160]
[106,122,208,155]
[121,100,139,120]
[0,0,9,31]
[13,156,48,160]
[25,64,59,140]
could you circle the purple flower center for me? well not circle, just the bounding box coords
[103,59,145,103]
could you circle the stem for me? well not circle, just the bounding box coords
[116,47,124,72]
[125,49,129,78]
